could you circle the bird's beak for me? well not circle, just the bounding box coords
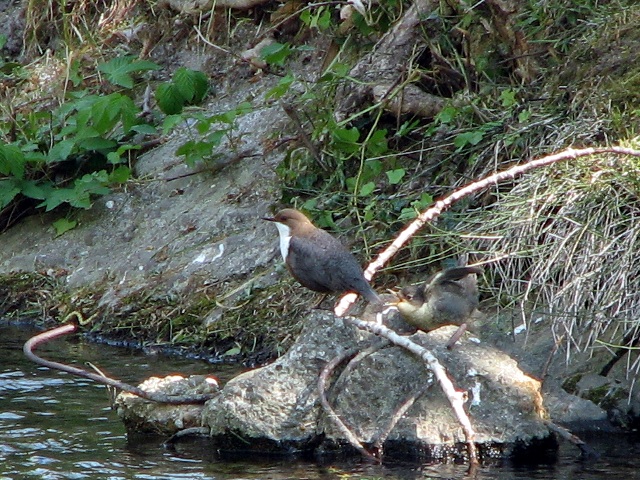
[262,216,275,222]
[387,289,403,305]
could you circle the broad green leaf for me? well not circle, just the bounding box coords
[454,131,484,149]
[78,136,117,151]
[332,127,360,154]
[130,123,157,135]
[38,188,76,211]
[0,179,20,208]
[366,129,388,156]
[18,179,46,199]
[53,218,77,236]
[47,139,76,163]
[173,67,209,103]
[260,42,293,67]
[386,168,405,185]
[161,114,185,135]
[500,88,517,108]
[359,181,375,196]
[176,140,214,166]
[109,166,131,183]
[0,143,25,178]
[98,56,160,88]
[156,83,186,115]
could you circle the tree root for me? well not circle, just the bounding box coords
[23,323,218,404]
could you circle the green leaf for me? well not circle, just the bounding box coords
[0,143,25,178]
[317,8,332,30]
[265,73,294,100]
[500,88,517,108]
[386,168,405,185]
[363,159,383,181]
[0,179,20,208]
[359,181,375,196]
[366,129,388,156]
[89,93,138,135]
[38,188,76,211]
[260,42,293,67]
[156,83,186,115]
[78,136,117,151]
[454,131,484,149]
[222,346,241,357]
[161,114,185,135]
[176,140,215,167]
[53,218,77,236]
[107,144,141,165]
[173,67,209,104]
[518,109,531,122]
[109,165,131,183]
[435,106,459,124]
[47,139,76,163]
[332,127,360,154]
[130,123,157,135]
[98,56,160,88]
[18,179,46,200]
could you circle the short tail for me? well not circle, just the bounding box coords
[433,266,483,284]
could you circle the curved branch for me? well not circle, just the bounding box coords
[24,324,218,405]
[317,346,379,462]
[335,146,640,316]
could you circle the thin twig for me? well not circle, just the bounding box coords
[318,346,380,462]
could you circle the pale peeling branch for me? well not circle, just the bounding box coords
[335,146,640,316]
[344,315,479,464]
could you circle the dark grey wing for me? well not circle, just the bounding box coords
[287,234,334,292]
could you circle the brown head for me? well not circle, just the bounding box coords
[264,209,316,236]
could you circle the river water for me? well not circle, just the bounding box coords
[1,321,639,479]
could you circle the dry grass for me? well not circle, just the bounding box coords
[435,153,640,365]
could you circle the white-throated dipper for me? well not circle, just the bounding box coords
[396,265,482,332]
[263,208,381,304]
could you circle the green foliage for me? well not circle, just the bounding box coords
[0,55,169,231]
[156,67,209,115]
[300,6,332,31]
[260,42,294,67]
[98,56,161,89]
[52,218,77,236]
[175,102,253,167]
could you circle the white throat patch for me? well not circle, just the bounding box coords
[274,222,292,260]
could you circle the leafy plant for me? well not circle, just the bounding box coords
[0,56,167,232]
[156,67,209,115]
[175,102,253,167]
[98,56,161,89]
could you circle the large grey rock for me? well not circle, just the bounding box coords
[200,310,552,458]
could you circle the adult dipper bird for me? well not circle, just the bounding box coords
[396,266,482,332]
[264,208,381,305]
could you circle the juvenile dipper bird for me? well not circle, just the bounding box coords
[263,208,381,304]
[396,266,483,332]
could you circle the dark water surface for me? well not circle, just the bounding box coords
[1,321,638,479]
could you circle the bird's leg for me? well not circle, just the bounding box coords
[311,293,329,310]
